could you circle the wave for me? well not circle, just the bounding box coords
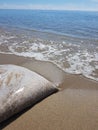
[0,28,98,82]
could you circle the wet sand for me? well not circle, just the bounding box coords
[0,54,98,130]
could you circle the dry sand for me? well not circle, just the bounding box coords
[0,54,98,130]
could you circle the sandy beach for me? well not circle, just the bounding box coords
[0,53,98,130]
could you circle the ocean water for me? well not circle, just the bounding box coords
[0,9,98,81]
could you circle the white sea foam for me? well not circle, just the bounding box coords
[0,51,12,54]
[8,43,46,60]
[0,31,98,82]
[65,50,98,81]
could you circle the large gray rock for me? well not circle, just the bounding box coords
[0,65,58,123]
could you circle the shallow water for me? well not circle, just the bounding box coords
[0,10,98,81]
[0,27,98,82]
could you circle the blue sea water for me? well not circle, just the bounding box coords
[0,9,98,40]
[0,9,98,81]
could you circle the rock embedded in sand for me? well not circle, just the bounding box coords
[0,65,58,123]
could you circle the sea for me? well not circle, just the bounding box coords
[0,9,98,81]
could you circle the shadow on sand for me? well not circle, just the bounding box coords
[0,90,58,130]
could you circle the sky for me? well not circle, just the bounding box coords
[0,0,98,11]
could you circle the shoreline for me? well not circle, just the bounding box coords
[0,53,97,86]
[0,53,98,130]
[0,27,98,82]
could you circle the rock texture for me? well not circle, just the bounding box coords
[0,65,58,123]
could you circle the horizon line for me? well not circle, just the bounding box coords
[0,8,98,12]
